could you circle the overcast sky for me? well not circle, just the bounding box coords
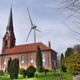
[0,0,80,55]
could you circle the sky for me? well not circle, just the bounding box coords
[0,0,80,55]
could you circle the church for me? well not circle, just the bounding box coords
[0,7,57,71]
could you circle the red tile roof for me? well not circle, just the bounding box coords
[2,42,50,55]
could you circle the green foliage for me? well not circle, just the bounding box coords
[65,48,73,58]
[12,58,19,79]
[0,70,4,76]
[26,65,36,78]
[36,46,43,72]
[60,53,64,65]
[7,58,19,79]
[61,65,67,72]
[64,53,80,74]
[7,57,12,74]
[19,68,25,75]
[19,68,27,78]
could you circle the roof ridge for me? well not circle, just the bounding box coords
[14,42,42,47]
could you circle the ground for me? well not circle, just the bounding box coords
[0,70,73,80]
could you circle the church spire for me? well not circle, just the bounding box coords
[2,7,16,53]
[6,6,13,32]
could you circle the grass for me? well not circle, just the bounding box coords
[0,70,73,80]
[27,70,73,80]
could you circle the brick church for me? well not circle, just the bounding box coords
[0,7,57,71]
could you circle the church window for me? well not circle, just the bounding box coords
[4,58,7,66]
[21,55,25,64]
[42,54,46,66]
[30,54,34,64]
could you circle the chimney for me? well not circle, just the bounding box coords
[48,41,51,49]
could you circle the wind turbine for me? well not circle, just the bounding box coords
[26,8,41,43]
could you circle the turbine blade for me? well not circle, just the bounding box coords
[35,28,41,32]
[27,8,33,27]
[26,28,32,42]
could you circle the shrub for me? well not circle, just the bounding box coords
[26,65,36,78]
[19,68,25,75]
[0,70,4,76]
[61,65,67,72]
[19,68,27,78]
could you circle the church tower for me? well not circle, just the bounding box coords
[2,7,16,53]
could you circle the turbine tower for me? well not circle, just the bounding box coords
[26,8,41,43]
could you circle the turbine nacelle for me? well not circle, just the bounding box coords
[32,25,37,29]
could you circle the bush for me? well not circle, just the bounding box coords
[19,68,25,75]
[61,65,67,72]
[19,68,27,78]
[0,70,4,76]
[26,65,36,78]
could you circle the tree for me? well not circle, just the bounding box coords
[60,53,67,72]
[65,48,73,58]
[60,53,64,65]
[63,0,80,13]
[7,58,19,79]
[60,0,80,35]
[36,46,43,72]
[64,53,80,74]
[7,57,12,74]
[12,58,19,79]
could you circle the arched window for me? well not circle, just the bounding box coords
[4,58,7,66]
[21,55,25,64]
[42,54,46,66]
[30,54,34,64]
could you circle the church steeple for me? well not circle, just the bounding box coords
[6,7,14,35]
[2,7,16,53]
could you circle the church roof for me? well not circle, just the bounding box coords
[1,42,52,55]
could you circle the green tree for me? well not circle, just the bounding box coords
[7,57,12,74]
[65,48,73,58]
[7,58,19,79]
[60,53,64,65]
[60,53,67,72]
[12,58,19,79]
[65,53,80,74]
[36,46,43,72]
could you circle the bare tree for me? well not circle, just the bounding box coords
[60,0,80,37]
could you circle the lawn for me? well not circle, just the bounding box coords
[27,70,73,80]
[0,70,73,80]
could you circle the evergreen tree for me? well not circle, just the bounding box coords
[60,53,67,72]
[60,53,64,65]
[7,58,19,79]
[65,48,73,58]
[36,46,43,72]
[7,57,12,74]
[13,58,19,79]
